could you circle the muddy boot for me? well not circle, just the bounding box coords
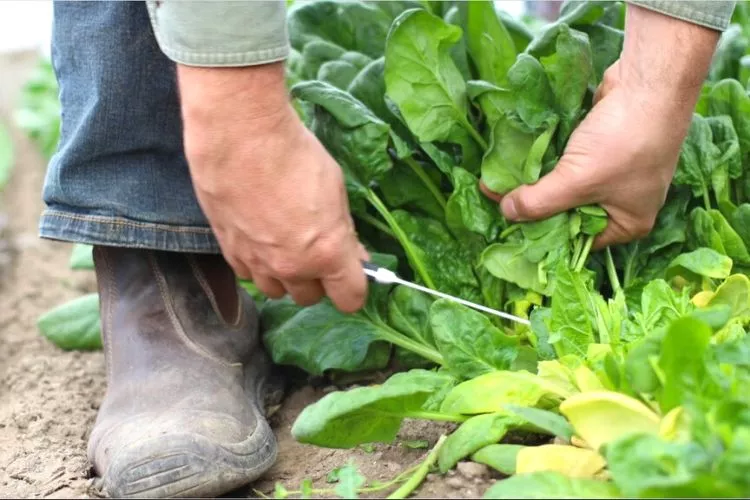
[87,246,281,498]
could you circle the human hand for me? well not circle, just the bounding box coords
[177,63,369,313]
[481,5,720,249]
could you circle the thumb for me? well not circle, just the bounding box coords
[501,160,593,222]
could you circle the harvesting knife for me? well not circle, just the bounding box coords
[362,262,531,326]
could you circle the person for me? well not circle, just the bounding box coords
[42,0,734,497]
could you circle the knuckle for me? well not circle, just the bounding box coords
[271,259,301,281]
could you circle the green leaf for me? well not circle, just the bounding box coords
[471,444,524,475]
[465,0,516,85]
[274,482,289,499]
[673,114,721,203]
[288,0,392,57]
[69,243,94,270]
[262,254,398,375]
[291,80,392,198]
[503,405,574,440]
[391,210,482,302]
[606,433,738,498]
[538,25,593,144]
[706,274,750,320]
[300,478,314,498]
[665,248,733,283]
[483,472,621,499]
[334,462,366,499]
[481,243,546,295]
[707,72,750,166]
[440,370,569,415]
[0,122,13,190]
[548,264,597,358]
[384,9,483,167]
[37,294,102,351]
[291,369,456,448]
[438,413,519,472]
[658,317,712,412]
[387,285,435,347]
[446,167,501,241]
[318,60,361,90]
[577,24,623,85]
[506,54,557,129]
[429,299,520,380]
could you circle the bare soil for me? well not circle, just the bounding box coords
[0,52,491,499]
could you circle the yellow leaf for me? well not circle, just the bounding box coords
[516,444,606,478]
[559,391,660,452]
[692,290,715,307]
[659,406,687,441]
[574,365,604,392]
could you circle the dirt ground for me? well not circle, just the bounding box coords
[0,52,493,499]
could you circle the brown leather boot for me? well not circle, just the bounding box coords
[88,246,280,498]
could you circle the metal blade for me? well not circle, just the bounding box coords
[390,275,531,326]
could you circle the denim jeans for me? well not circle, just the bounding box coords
[40,1,220,253]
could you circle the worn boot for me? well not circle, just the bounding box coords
[88,246,280,498]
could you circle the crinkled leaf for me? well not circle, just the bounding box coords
[384,9,482,169]
[430,299,520,380]
[446,167,501,241]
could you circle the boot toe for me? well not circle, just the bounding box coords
[94,413,276,498]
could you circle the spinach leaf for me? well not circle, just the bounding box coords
[291,80,392,200]
[37,294,102,351]
[673,113,721,207]
[465,0,516,85]
[606,434,739,498]
[391,210,482,302]
[472,444,524,475]
[548,264,597,358]
[440,370,569,415]
[707,79,750,167]
[387,285,435,347]
[384,9,485,168]
[430,299,520,380]
[318,60,361,90]
[288,0,392,57]
[438,413,520,472]
[69,243,94,270]
[483,472,621,499]
[665,248,733,283]
[445,167,501,241]
[291,369,456,448]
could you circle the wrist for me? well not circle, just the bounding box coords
[177,62,291,130]
[618,4,720,106]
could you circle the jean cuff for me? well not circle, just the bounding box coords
[39,209,221,254]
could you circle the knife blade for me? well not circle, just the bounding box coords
[362,261,530,326]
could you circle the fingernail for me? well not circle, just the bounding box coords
[501,197,518,220]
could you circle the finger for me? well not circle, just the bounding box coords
[593,215,653,250]
[226,255,253,281]
[358,243,371,263]
[321,254,368,314]
[281,279,326,307]
[252,272,287,299]
[479,180,505,203]
[500,160,594,222]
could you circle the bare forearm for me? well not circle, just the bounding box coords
[620,5,720,107]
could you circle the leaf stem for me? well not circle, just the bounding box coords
[388,435,448,499]
[702,186,712,211]
[404,156,447,211]
[366,189,436,289]
[376,321,445,366]
[358,212,396,238]
[623,242,639,287]
[464,119,489,150]
[574,235,595,272]
[605,247,622,296]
